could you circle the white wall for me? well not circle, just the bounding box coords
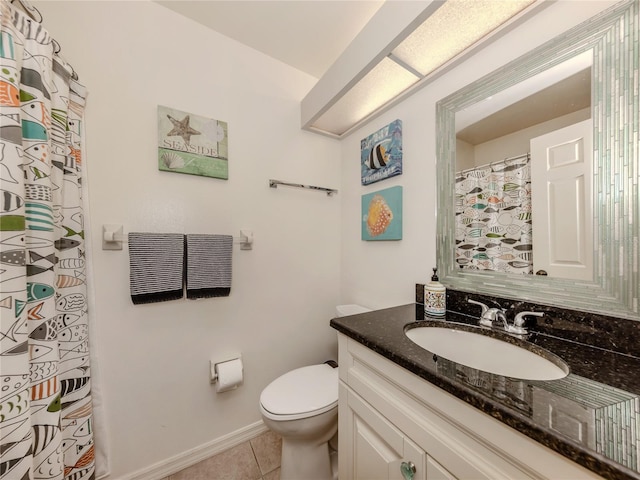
[35,1,342,478]
[339,1,615,310]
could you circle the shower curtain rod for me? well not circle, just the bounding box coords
[457,152,530,176]
[503,152,530,162]
[10,0,79,80]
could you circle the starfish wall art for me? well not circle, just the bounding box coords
[157,105,229,179]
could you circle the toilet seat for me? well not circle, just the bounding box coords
[260,364,338,421]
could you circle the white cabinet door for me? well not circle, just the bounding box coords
[344,386,426,480]
[426,456,457,480]
[530,119,593,280]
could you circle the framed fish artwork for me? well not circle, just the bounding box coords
[361,119,402,185]
[362,186,402,241]
[157,105,229,179]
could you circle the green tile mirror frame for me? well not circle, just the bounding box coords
[436,0,639,320]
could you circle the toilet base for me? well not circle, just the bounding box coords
[330,444,338,480]
[280,437,332,480]
[261,407,337,480]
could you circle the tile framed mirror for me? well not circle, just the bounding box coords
[436,0,638,320]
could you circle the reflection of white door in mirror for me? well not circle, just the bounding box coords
[530,120,593,281]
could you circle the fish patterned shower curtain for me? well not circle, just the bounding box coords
[455,156,533,275]
[0,2,95,479]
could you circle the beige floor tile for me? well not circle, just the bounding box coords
[170,442,261,480]
[249,430,282,475]
[262,467,280,480]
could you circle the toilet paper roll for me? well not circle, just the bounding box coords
[215,358,243,393]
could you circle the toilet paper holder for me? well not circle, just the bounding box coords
[210,355,243,388]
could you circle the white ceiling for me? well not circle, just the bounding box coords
[155,0,576,139]
[155,1,384,79]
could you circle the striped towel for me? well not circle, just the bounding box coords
[186,234,233,299]
[128,233,185,304]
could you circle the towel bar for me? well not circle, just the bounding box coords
[269,179,338,196]
[102,225,253,251]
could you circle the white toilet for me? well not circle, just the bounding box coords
[259,304,370,480]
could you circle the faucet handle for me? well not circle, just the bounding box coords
[468,299,492,327]
[514,311,544,327]
[468,299,489,315]
[506,311,544,335]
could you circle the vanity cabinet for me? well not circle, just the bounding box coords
[337,333,601,480]
[342,383,427,479]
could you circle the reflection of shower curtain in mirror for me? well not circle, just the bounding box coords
[455,155,533,274]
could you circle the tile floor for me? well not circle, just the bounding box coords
[165,430,282,480]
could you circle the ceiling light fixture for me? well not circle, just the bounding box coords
[301,0,542,138]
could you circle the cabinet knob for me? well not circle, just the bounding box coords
[400,461,416,479]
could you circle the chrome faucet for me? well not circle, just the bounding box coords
[468,300,543,335]
[485,308,509,329]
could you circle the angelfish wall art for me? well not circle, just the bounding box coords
[362,186,403,241]
[360,119,402,185]
[157,105,229,179]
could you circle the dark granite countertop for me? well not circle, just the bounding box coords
[330,303,640,480]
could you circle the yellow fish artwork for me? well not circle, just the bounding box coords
[366,194,393,237]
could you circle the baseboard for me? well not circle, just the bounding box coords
[120,420,269,480]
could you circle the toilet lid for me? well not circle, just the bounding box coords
[260,364,338,416]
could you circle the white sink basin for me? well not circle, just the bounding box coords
[405,326,569,381]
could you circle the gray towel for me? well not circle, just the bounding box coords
[128,233,185,304]
[186,234,233,298]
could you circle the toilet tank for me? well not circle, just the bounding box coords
[335,304,371,317]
